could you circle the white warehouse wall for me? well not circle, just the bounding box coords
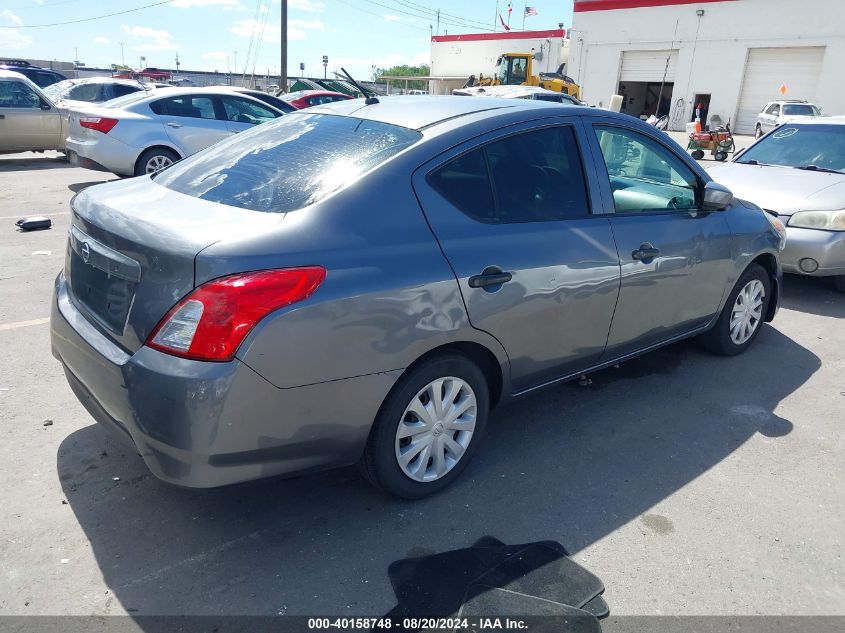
[569,0,845,131]
[430,30,567,80]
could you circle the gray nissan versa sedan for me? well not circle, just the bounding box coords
[50,96,785,498]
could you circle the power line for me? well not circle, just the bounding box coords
[358,0,495,32]
[393,0,494,31]
[332,0,430,32]
[0,0,177,28]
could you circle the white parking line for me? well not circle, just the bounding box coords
[0,317,50,332]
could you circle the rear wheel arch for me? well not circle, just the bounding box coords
[396,341,504,410]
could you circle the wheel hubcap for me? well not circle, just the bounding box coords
[395,377,477,483]
[145,155,173,174]
[730,279,765,345]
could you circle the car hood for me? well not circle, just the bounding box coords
[708,162,845,216]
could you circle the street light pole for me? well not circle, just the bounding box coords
[280,0,288,93]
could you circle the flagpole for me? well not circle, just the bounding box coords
[522,5,526,30]
[494,0,499,31]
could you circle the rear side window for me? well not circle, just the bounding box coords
[150,95,216,119]
[429,126,590,223]
[154,113,422,213]
[428,149,495,221]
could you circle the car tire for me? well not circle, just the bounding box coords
[834,275,845,294]
[755,124,763,139]
[134,147,179,177]
[699,263,771,356]
[360,354,490,499]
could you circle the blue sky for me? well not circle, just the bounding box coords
[1,0,574,79]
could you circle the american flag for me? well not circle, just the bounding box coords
[524,6,538,16]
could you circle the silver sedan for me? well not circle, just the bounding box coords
[710,116,845,292]
[65,86,286,176]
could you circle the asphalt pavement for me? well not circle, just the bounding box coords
[0,149,842,619]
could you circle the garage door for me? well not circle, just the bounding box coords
[620,50,678,83]
[734,47,825,134]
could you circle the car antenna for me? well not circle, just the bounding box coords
[340,67,379,105]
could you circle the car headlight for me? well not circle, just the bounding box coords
[788,210,845,231]
[763,211,787,250]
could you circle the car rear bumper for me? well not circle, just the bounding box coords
[781,226,845,277]
[65,136,137,177]
[51,273,399,488]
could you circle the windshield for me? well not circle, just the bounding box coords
[782,104,820,117]
[102,89,153,109]
[42,79,74,101]
[154,113,422,213]
[738,124,845,173]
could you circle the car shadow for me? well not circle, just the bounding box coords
[57,326,817,617]
[779,275,845,319]
[0,154,69,172]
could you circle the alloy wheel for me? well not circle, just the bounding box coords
[394,376,477,483]
[730,279,765,345]
[145,155,173,174]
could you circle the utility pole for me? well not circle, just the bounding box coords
[175,53,180,74]
[322,55,328,79]
[119,42,125,67]
[280,0,288,93]
[436,9,440,35]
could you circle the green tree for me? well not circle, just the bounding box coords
[375,64,430,91]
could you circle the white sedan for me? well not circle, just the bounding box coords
[65,86,286,176]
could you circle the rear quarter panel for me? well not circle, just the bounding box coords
[195,154,510,391]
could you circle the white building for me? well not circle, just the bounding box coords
[568,0,845,133]
[428,29,569,95]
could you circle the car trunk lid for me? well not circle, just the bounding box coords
[67,177,284,353]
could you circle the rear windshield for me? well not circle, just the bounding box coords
[782,104,820,116]
[154,113,422,213]
[102,90,153,109]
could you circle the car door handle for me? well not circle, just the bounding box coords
[468,267,513,288]
[0,114,5,119]
[632,243,660,261]
[166,122,183,128]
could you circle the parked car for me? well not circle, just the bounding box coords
[41,77,155,150]
[65,86,286,176]
[229,87,296,113]
[755,100,821,138]
[51,96,784,498]
[710,116,845,292]
[453,84,583,105]
[278,89,354,109]
[42,77,150,105]
[0,58,66,88]
[0,70,64,154]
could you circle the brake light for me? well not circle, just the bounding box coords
[79,117,118,134]
[146,267,326,362]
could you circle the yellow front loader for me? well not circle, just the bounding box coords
[467,53,581,100]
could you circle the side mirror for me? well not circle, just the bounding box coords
[703,181,733,211]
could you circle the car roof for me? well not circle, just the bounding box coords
[307,94,568,130]
[0,69,29,80]
[773,115,844,126]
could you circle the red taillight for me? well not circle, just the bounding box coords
[146,267,326,362]
[79,117,118,134]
